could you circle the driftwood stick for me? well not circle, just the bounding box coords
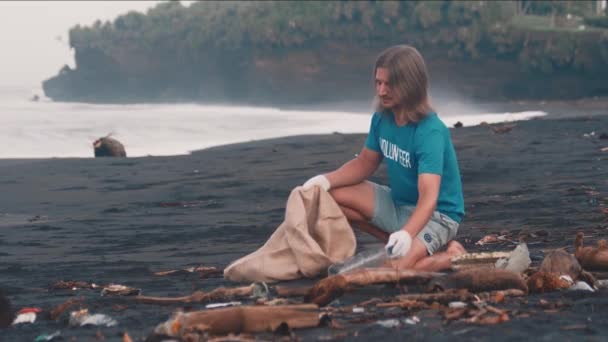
[395,289,525,304]
[305,268,443,307]
[136,285,256,305]
[153,305,322,336]
[274,285,313,297]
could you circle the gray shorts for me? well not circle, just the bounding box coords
[369,183,459,255]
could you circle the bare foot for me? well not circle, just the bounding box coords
[446,240,467,257]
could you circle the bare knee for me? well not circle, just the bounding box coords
[328,182,375,219]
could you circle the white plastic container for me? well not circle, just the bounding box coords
[327,247,388,275]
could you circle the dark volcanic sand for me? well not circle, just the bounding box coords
[1,114,607,341]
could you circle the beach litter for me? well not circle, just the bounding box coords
[375,318,400,328]
[495,243,531,273]
[101,284,141,296]
[50,280,99,291]
[34,331,61,342]
[12,307,42,325]
[68,309,117,327]
[575,232,608,271]
[205,301,242,309]
[135,283,268,305]
[49,297,84,321]
[153,265,223,278]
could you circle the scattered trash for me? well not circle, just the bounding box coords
[50,280,98,291]
[34,331,61,342]
[568,281,595,292]
[575,232,608,271]
[101,284,141,296]
[583,131,596,138]
[327,248,388,275]
[205,301,242,309]
[49,297,84,321]
[352,307,365,313]
[596,279,608,288]
[449,301,468,309]
[475,234,507,246]
[376,319,400,328]
[495,243,531,273]
[451,251,512,270]
[154,265,222,278]
[69,309,117,327]
[12,307,42,325]
[601,147,608,152]
[404,316,420,325]
[429,268,528,293]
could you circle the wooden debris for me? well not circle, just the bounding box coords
[538,249,581,280]
[395,289,525,304]
[153,305,322,337]
[274,285,313,298]
[475,234,502,246]
[376,300,428,309]
[154,266,223,278]
[101,284,141,296]
[49,297,84,320]
[136,284,261,305]
[575,232,608,271]
[428,268,528,293]
[49,280,97,291]
[305,268,443,306]
[451,251,512,270]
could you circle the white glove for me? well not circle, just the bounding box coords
[302,174,331,191]
[385,230,412,258]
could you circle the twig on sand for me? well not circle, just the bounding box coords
[393,289,525,304]
[135,284,262,305]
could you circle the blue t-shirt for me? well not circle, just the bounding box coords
[365,111,465,223]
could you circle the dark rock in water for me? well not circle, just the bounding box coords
[93,136,127,158]
[599,133,608,140]
[30,94,40,102]
[0,290,13,328]
[453,121,463,128]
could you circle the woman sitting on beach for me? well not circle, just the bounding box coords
[302,45,466,272]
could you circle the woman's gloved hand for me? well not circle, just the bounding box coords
[302,174,331,191]
[385,230,412,258]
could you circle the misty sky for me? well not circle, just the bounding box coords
[0,1,169,91]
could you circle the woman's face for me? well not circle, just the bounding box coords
[375,68,396,109]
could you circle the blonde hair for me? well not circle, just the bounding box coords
[372,45,432,122]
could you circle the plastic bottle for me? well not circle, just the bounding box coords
[327,247,389,275]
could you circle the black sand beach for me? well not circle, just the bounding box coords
[1,113,607,341]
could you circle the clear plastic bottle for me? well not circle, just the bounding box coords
[327,247,389,275]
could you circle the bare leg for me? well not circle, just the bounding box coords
[328,182,466,272]
[412,241,467,272]
[337,204,389,242]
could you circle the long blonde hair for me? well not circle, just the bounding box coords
[372,45,432,122]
